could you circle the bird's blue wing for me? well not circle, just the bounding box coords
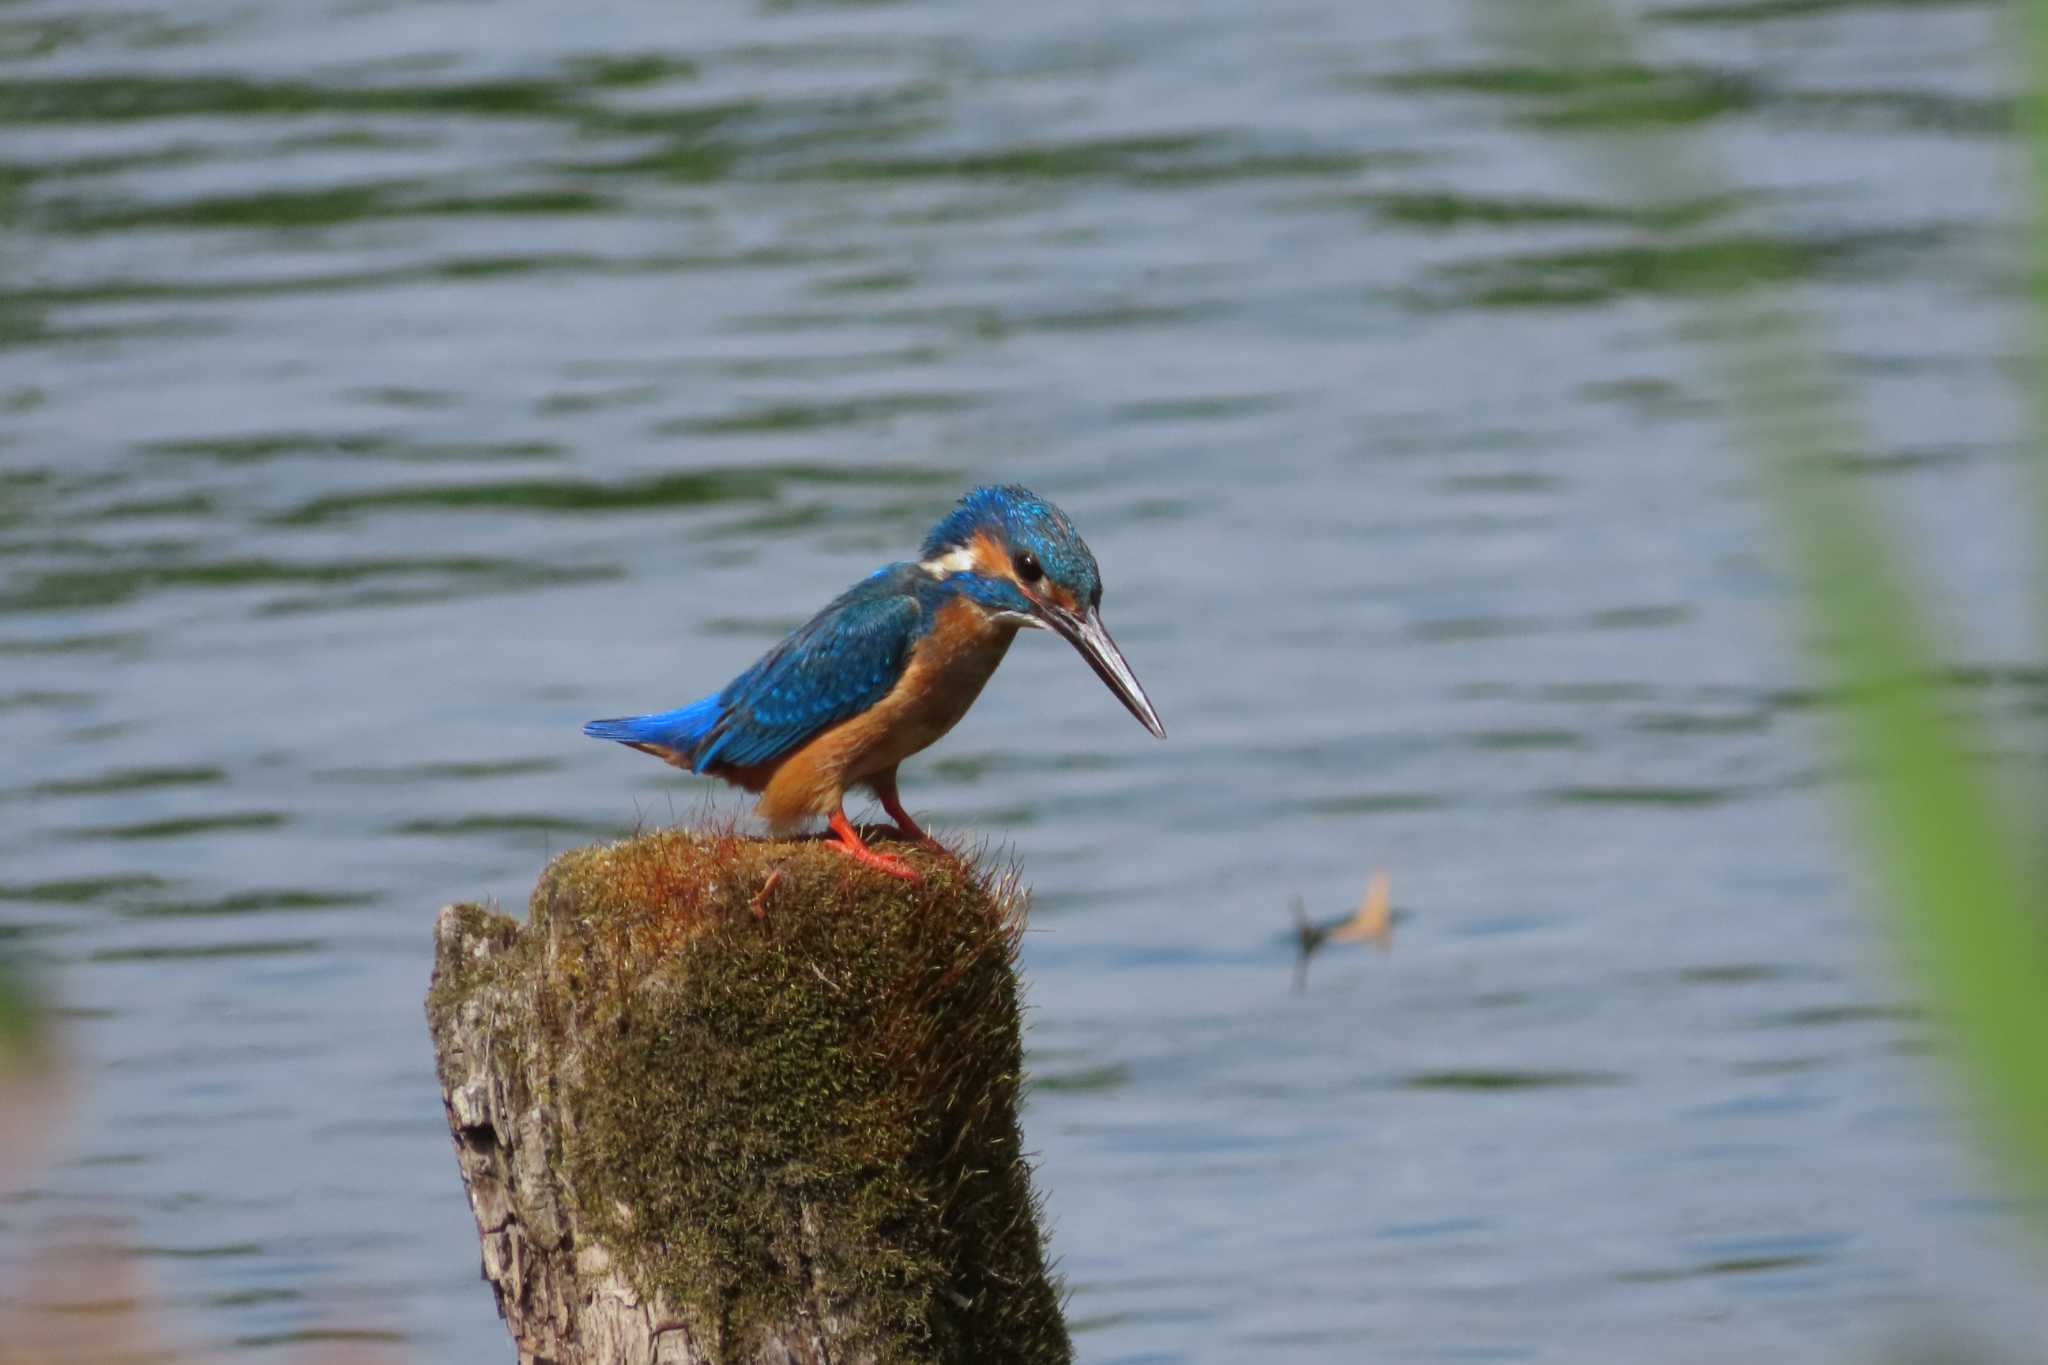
[689,570,927,770]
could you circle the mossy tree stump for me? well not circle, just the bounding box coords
[425,828,1071,1365]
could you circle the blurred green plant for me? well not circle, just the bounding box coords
[0,955,399,1363]
[1483,0,2048,1221]
[0,952,37,1064]
[0,947,63,1188]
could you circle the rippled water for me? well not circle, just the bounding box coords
[4,0,2046,1360]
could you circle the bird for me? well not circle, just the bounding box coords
[583,484,1166,880]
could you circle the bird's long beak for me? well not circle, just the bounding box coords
[1040,602,1166,739]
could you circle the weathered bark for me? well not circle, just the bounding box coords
[431,903,704,1364]
[426,831,1070,1365]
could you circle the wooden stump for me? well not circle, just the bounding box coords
[425,829,1071,1365]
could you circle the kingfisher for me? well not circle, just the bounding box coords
[583,484,1165,880]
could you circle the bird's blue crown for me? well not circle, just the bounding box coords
[921,484,1103,610]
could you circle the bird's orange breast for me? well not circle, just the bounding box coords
[858,596,1018,771]
[753,597,1017,827]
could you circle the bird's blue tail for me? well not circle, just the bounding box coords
[582,696,723,765]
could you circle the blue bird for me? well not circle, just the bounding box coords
[584,484,1165,880]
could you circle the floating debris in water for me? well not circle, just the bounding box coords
[1331,870,1393,949]
[1291,870,1399,992]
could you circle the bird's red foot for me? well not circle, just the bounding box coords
[826,839,921,881]
[827,808,921,882]
[875,787,948,855]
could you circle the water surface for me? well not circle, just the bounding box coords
[3,0,2045,1360]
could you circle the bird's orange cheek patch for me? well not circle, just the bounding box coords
[1043,584,1079,613]
[968,529,1009,578]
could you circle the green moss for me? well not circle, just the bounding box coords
[453,829,1069,1364]
[425,900,523,1044]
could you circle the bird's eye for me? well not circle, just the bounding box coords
[1012,551,1043,584]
